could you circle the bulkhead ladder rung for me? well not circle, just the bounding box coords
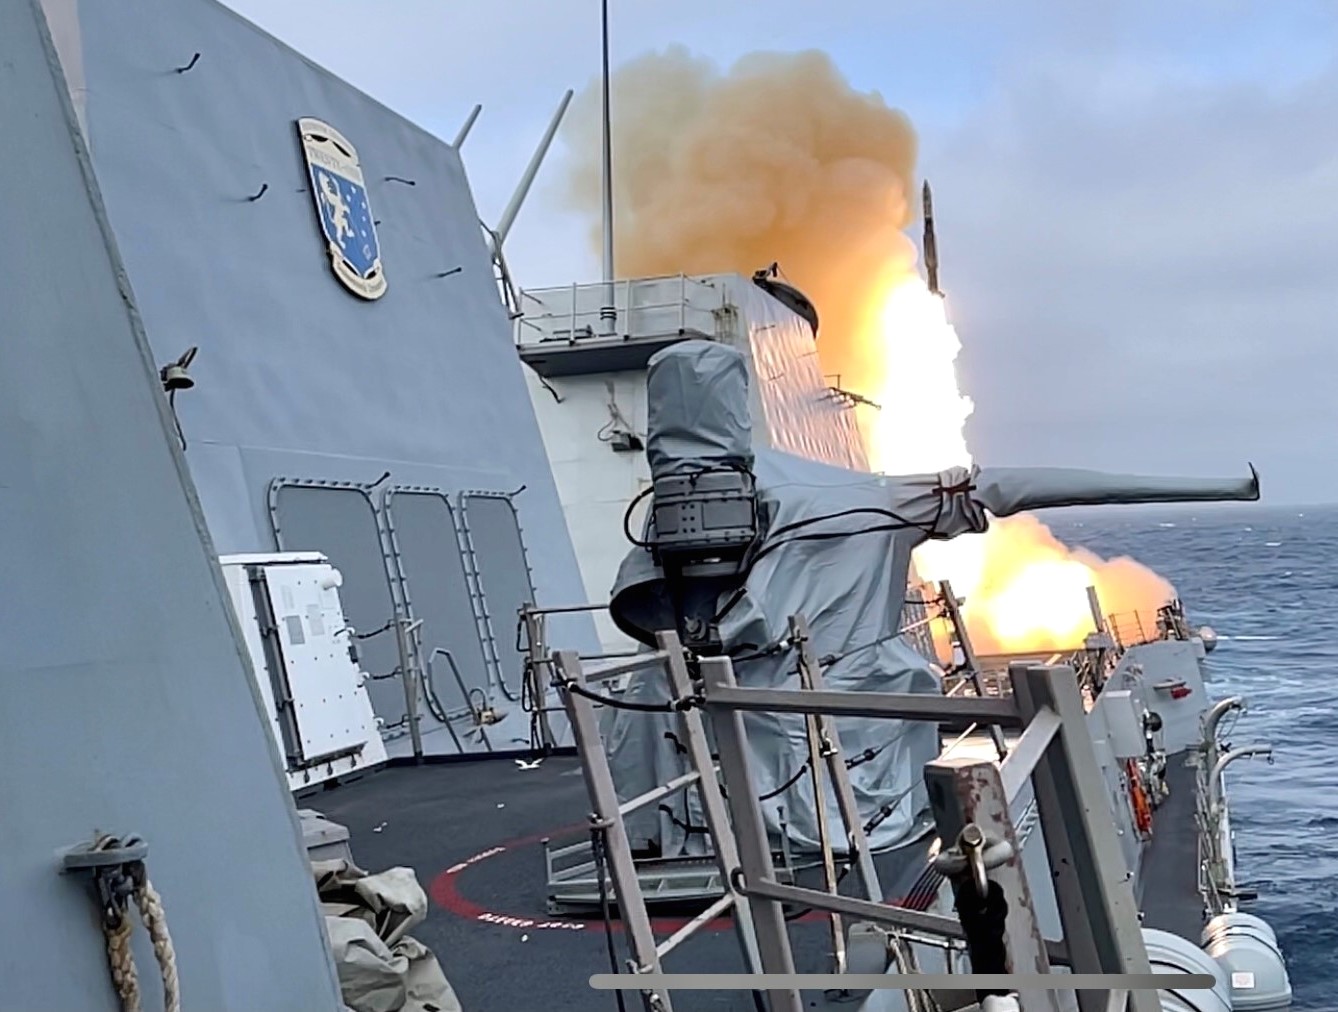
[619,769,703,817]
[655,892,736,959]
[583,649,671,683]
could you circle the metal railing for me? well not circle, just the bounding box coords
[699,648,1162,1012]
[1195,695,1272,917]
[1105,612,1153,651]
[555,610,1185,1012]
[553,632,764,1011]
[701,647,1161,1012]
[516,601,645,748]
[513,274,723,347]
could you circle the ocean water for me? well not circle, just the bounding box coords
[1047,503,1336,1008]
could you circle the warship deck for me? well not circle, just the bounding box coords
[1139,754,1205,939]
[310,745,1207,1011]
[312,753,938,1012]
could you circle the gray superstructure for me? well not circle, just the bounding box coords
[3,0,1299,1010]
[39,0,602,762]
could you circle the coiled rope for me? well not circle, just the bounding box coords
[87,834,181,1012]
[104,915,141,1011]
[888,933,941,1012]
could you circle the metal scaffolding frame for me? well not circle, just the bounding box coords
[556,613,1159,1012]
[553,631,763,1012]
[699,646,1158,1012]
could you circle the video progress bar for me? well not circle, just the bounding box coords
[589,973,1213,991]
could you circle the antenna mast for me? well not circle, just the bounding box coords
[495,90,574,246]
[599,0,616,330]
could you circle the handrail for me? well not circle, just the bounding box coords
[521,602,609,616]
[578,650,671,684]
[692,642,1163,1012]
[1201,696,1245,745]
[512,273,723,348]
[522,272,720,297]
[702,684,1024,726]
[1208,745,1272,812]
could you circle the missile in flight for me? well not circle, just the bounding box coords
[922,179,940,296]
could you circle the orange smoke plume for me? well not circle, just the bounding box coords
[561,46,917,394]
[560,46,1176,655]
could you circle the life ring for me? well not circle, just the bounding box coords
[1126,758,1153,836]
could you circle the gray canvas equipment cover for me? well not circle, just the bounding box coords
[605,341,1259,856]
[315,859,463,1012]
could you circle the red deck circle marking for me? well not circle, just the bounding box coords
[428,824,828,935]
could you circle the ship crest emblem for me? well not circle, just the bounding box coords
[296,118,387,300]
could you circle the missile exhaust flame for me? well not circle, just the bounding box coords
[562,48,1177,655]
[866,267,1176,656]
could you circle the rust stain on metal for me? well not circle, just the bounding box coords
[927,756,1061,1009]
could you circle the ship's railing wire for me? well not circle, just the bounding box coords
[513,273,723,347]
[1106,611,1153,650]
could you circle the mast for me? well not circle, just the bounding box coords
[599,0,616,331]
[495,90,574,246]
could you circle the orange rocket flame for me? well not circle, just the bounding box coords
[864,276,1176,656]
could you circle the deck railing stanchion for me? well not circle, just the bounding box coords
[556,649,672,1009]
[1010,662,1158,1012]
[556,633,778,1010]
[699,656,805,1012]
[924,756,1063,1012]
[657,633,763,976]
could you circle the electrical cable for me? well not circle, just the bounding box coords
[620,462,757,550]
[715,475,976,623]
[557,677,703,714]
[758,764,810,802]
[714,517,945,626]
[591,826,629,1012]
[622,466,978,632]
[621,485,655,548]
[353,618,395,640]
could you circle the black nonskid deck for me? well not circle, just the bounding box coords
[307,746,1213,1011]
[1138,753,1207,940]
[309,755,936,1012]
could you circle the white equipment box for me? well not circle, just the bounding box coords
[219,552,388,792]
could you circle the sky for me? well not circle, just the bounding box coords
[223,0,1338,505]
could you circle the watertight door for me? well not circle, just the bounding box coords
[384,489,491,715]
[270,483,408,729]
[460,493,537,699]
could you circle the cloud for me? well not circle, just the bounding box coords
[918,46,1338,499]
